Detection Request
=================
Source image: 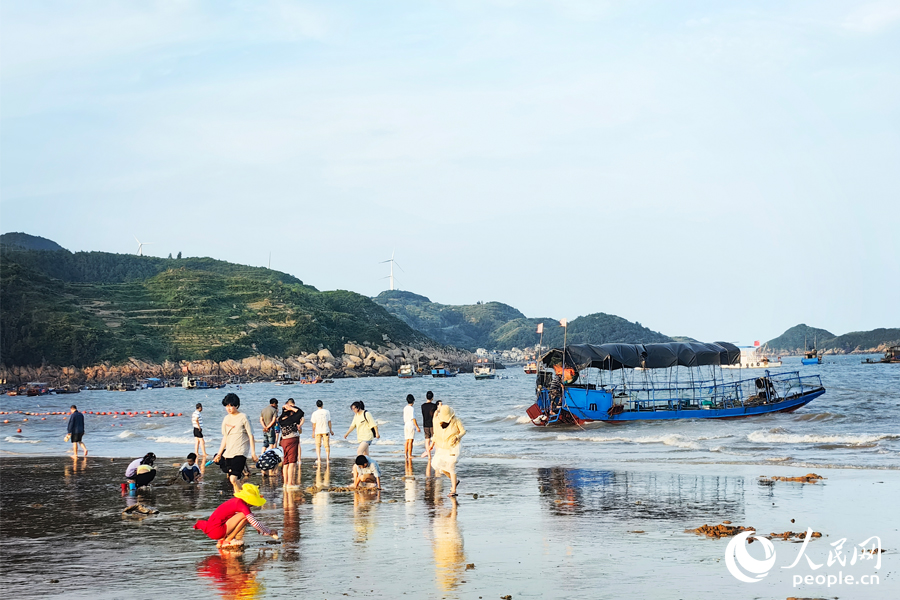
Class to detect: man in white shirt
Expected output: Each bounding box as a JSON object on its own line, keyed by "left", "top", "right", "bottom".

{"left": 403, "top": 394, "right": 421, "bottom": 460}
{"left": 310, "top": 400, "right": 334, "bottom": 465}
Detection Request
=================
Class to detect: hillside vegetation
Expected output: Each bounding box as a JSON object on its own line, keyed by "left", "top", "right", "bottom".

{"left": 1, "top": 246, "right": 430, "bottom": 367}
{"left": 373, "top": 291, "right": 672, "bottom": 350}
{"left": 766, "top": 324, "right": 900, "bottom": 353}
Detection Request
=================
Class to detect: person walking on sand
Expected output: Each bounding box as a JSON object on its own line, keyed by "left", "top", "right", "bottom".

{"left": 311, "top": 400, "right": 334, "bottom": 465}
{"left": 260, "top": 398, "right": 279, "bottom": 452}
{"left": 432, "top": 405, "right": 466, "bottom": 497}
{"left": 420, "top": 391, "right": 437, "bottom": 459}
{"left": 278, "top": 398, "right": 304, "bottom": 488}
{"left": 193, "top": 483, "right": 277, "bottom": 549}
{"left": 66, "top": 405, "right": 87, "bottom": 457}
{"left": 403, "top": 394, "right": 421, "bottom": 461}
{"left": 192, "top": 403, "right": 207, "bottom": 458}
{"left": 213, "top": 393, "right": 258, "bottom": 493}
{"left": 344, "top": 401, "right": 379, "bottom": 456}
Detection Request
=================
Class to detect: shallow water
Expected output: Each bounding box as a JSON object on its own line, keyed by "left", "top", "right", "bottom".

{"left": 0, "top": 457, "right": 895, "bottom": 599}
{"left": 2, "top": 355, "right": 899, "bottom": 470}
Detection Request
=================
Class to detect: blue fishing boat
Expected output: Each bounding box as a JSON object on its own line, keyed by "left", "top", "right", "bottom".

{"left": 525, "top": 341, "right": 825, "bottom": 426}
{"left": 431, "top": 367, "right": 457, "bottom": 378}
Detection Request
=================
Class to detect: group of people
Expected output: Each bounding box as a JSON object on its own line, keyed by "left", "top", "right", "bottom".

{"left": 108, "top": 389, "right": 468, "bottom": 550}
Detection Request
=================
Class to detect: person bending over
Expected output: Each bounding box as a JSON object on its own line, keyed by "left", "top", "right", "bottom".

{"left": 126, "top": 452, "right": 157, "bottom": 487}
{"left": 193, "top": 483, "right": 277, "bottom": 549}
{"left": 352, "top": 455, "right": 382, "bottom": 489}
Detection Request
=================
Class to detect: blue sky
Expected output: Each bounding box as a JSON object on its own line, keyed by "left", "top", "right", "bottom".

{"left": 1, "top": 1, "right": 898, "bottom": 343}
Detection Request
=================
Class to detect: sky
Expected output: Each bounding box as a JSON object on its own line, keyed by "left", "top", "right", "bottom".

{"left": 1, "top": 0, "right": 898, "bottom": 344}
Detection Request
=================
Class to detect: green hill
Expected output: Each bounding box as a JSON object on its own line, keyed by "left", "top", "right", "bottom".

{"left": 765, "top": 324, "right": 900, "bottom": 353}
{"left": 1, "top": 244, "right": 432, "bottom": 367}
{"left": 373, "top": 291, "right": 672, "bottom": 350}
{"left": 0, "top": 232, "right": 66, "bottom": 252}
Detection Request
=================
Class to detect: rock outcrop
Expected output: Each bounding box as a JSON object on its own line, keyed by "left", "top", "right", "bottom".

{"left": 0, "top": 342, "right": 478, "bottom": 385}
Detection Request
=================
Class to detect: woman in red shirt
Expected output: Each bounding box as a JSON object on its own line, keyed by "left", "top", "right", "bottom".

{"left": 194, "top": 483, "right": 277, "bottom": 548}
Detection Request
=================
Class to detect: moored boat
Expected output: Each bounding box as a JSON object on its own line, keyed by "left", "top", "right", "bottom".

{"left": 862, "top": 346, "right": 900, "bottom": 364}
{"left": 473, "top": 359, "right": 496, "bottom": 380}
{"left": 398, "top": 364, "right": 416, "bottom": 379}
{"left": 721, "top": 345, "right": 783, "bottom": 369}
{"left": 523, "top": 361, "right": 538, "bottom": 374}
{"left": 431, "top": 367, "right": 457, "bottom": 378}
{"left": 526, "top": 341, "right": 825, "bottom": 425}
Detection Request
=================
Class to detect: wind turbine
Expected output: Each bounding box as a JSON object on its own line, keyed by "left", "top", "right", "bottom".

{"left": 134, "top": 236, "right": 152, "bottom": 256}
{"left": 380, "top": 250, "right": 404, "bottom": 291}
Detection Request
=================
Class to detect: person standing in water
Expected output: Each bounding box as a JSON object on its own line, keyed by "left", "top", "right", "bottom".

{"left": 310, "top": 400, "right": 334, "bottom": 465}
{"left": 278, "top": 398, "right": 304, "bottom": 488}
{"left": 420, "top": 391, "right": 437, "bottom": 459}
{"left": 213, "top": 393, "right": 258, "bottom": 493}
{"left": 344, "top": 401, "right": 379, "bottom": 456}
{"left": 192, "top": 403, "right": 207, "bottom": 458}
{"left": 432, "top": 405, "right": 466, "bottom": 497}
{"left": 66, "top": 405, "right": 87, "bottom": 457}
{"left": 403, "top": 394, "right": 421, "bottom": 461}
{"left": 260, "top": 398, "right": 279, "bottom": 452}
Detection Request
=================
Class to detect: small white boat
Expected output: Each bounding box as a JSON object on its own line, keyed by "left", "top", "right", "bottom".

{"left": 473, "top": 360, "right": 496, "bottom": 380}
{"left": 721, "top": 346, "right": 782, "bottom": 370}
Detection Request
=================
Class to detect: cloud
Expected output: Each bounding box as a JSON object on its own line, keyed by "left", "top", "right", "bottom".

{"left": 842, "top": 1, "right": 900, "bottom": 33}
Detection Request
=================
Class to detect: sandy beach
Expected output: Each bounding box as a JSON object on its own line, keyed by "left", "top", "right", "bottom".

{"left": 0, "top": 455, "right": 895, "bottom": 599}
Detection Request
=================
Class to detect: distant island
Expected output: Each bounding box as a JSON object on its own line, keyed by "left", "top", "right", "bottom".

{"left": 1, "top": 232, "right": 897, "bottom": 385}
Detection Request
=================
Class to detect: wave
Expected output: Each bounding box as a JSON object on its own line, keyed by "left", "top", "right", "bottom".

{"left": 3, "top": 436, "right": 40, "bottom": 444}
{"left": 555, "top": 433, "right": 704, "bottom": 450}
{"left": 116, "top": 430, "right": 137, "bottom": 439}
{"left": 146, "top": 436, "right": 195, "bottom": 444}
{"left": 515, "top": 416, "right": 533, "bottom": 424}
{"left": 747, "top": 431, "right": 900, "bottom": 445}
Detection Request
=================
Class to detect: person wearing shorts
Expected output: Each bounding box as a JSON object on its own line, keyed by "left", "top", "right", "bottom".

{"left": 278, "top": 398, "right": 304, "bottom": 488}
{"left": 310, "top": 400, "right": 334, "bottom": 465}
{"left": 192, "top": 403, "right": 207, "bottom": 457}
{"left": 260, "top": 398, "right": 279, "bottom": 451}
{"left": 214, "top": 393, "right": 257, "bottom": 492}
{"left": 420, "top": 391, "right": 437, "bottom": 459}
{"left": 403, "top": 394, "right": 421, "bottom": 460}
{"left": 66, "top": 405, "right": 87, "bottom": 457}
{"left": 344, "top": 401, "right": 379, "bottom": 456}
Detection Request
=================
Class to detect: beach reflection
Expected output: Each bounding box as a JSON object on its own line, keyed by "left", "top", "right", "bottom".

{"left": 281, "top": 488, "right": 304, "bottom": 561}
{"left": 537, "top": 467, "right": 745, "bottom": 522}
{"left": 197, "top": 552, "right": 271, "bottom": 600}
{"left": 311, "top": 464, "right": 331, "bottom": 521}
{"left": 353, "top": 488, "right": 378, "bottom": 544}
{"left": 432, "top": 496, "right": 465, "bottom": 593}
{"left": 405, "top": 461, "right": 417, "bottom": 515}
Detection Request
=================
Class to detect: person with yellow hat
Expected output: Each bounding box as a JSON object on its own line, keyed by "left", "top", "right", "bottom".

{"left": 193, "top": 483, "right": 277, "bottom": 548}
{"left": 431, "top": 404, "right": 466, "bottom": 497}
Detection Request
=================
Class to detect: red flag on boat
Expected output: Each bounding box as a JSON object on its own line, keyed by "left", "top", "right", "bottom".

{"left": 559, "top": 318, "right": 567, "bottom": 328}
{"left": 754, "top": 340, "right": 760, "bottom": 346}
{"left": 536, "top": 323, "right": 543, "bottom": 334}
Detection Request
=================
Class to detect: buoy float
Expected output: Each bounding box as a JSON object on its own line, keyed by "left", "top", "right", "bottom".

{"left": 16, "top": 428, "right": 22, "bottom": 433}
{"left": 23, "top": 418, "right": 28, "bottom": 422}
{"left": 42, "top": 418, "right": 46, "bottom": 420}
{"left": 3, "top": 420, "right": 8, "bottom": 423}
{"left": 178, "top": 413, "right": 183, "bottom": 416}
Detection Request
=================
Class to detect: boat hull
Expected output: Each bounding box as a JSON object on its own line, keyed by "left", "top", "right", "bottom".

{"left": 529, "top": 370, "right": 825, "bottom": 425}
{"left": 801, "top": 358, "right": 821, "bottom": 365}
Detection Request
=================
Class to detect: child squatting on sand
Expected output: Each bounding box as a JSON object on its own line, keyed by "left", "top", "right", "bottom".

{"left": 193, "top": 483, "right": 278, "bottom": 549}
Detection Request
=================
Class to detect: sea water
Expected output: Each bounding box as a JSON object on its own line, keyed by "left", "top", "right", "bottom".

{"left": 2, "top": 355, "right": 898, "bottom": 469}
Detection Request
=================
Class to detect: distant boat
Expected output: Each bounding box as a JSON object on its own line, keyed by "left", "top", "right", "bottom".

{"left": 526, "top": 341, "right": 825, "bottom": 425}
{"left": 801, "top": 335, "right": 823, "bottom": 365}
{"left": 523, "top": 361, "right": 538, "bottom": 374}
{"left": 862, "top": 346, "right": 900, "bottom": 364}
{"left": 25, "top": 382, "right": 50, "bottom": 396}
{"left": 53, "top": 384, "right": 81, "bottom": 394}
{"left": 182, "top": 376, "right": 214, "bottom": 390}
{"left": 721, "top": 345, "right": 783, "bottom": 370}
{"left": 473, "top": 359, "right": 496, "bottom": 380}
{"left": 398, "top": 364, "right": 416, "bottom": 379}
{"left": 431, "top": 367, "right": 457, "bottom": 378}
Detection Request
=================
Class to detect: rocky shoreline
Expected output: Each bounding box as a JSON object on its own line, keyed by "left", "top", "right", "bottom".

{"left": 0, "top": 342, "right": 477, "bottom": 386}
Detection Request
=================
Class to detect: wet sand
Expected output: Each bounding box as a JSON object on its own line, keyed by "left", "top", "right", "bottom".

{"left": 0, "top": 456, "right": 896, "bottom": 599}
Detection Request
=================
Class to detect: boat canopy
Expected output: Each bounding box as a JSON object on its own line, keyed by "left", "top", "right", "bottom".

{"left": 540, "top": 341, "right": 741, "bottom": 371}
